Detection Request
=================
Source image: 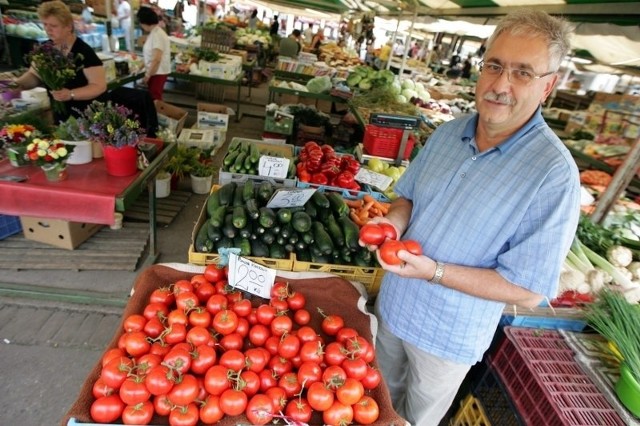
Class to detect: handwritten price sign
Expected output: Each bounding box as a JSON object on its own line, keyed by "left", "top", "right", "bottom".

{"left": 259, "top": 156, "right": 290, "bottom": 179}
{"left": 355, "top": 168, "right": 393, "bottom": 191}
{"left": 266, "top": 188, "right": 315, "bottom": 208}
{"left": 228, "top": 253, "right": 275, "bottom": 299}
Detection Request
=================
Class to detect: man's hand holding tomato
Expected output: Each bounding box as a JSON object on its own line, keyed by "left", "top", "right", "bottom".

{"left": 376, "top": 242, "right": 438, "bottom": 281}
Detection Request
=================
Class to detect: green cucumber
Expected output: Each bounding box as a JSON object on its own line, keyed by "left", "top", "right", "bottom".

{"left": 222, "top": 213, "right": 237, "bottom": 239}
{"left": 242, "top": 180, "right": 255, "bottom": 202}
{"left": 259, "top": 207, "right": 277, "bottom": 228}
{"left": 326, "top": 192, "right": 349, "bottom": 217}
{"left": 326, "top": 214, "right": 345, "bottom": 247}
{"left": 209, "top": 205, "right": 228, "bottom": 228}
{"left": 206, "top": 190, "right": 221, "bottom": 217}
{"left": 207, "top": 223, "right": 223, "bottom": 242}
{"left": 233, "top": 237, "right": 251, "bottom": 256}
{"left": 291, "top": 211, "right": 312, "bottom": 233}
{"left": 245, "top": 198, "right": 260, "bottom": 220}
{"left": 276, "top": 208, "right": 292, "bottom": 224}
{"left": 223, "top": 149, "right": 240, "bottom": 168}
{"left": 195, "top": 222, "right": 214, "bottom": 253}
{"left": 338, "top": 216, "right": 361, "bottom": 251}
{"left": 250, "top": 239, "right": 269, "bottom": 257}
{"left": 313, "top": 221, "right": 334, "bottom": 255}
{"left": 311, "top": 191, "right": 330, "bottom": 209}
{"left": 249, "top": 142, "right": 260, "bottom": 164}
{"left": 257, "top": 181, "right": 275, "bottom": 203}
{"left": 232, "top": 205, "right": 247, "bottom": 229}
{"left": 217, "top": 182, "right": 236, "bottom": 206}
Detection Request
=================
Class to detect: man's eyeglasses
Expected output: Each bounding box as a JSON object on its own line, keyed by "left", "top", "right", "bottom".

{"left": 479, "top": 61, "right": 556, "bottom": 85}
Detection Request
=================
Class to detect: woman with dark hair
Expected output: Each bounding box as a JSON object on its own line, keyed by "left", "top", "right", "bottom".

{"left": 14, "top": 0, "right": 107, "bottom": 123}
{"left": 137, "top": 7, "right": 171, "bottom": 100}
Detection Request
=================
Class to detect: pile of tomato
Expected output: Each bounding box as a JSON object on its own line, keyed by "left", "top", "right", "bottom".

{"left": 90, "top": 265, "right": 382, "bottom": 425}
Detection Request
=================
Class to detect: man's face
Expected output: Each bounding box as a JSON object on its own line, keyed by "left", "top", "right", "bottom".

{"left": 475, "top": 32, "right": 558, "bottom": 134}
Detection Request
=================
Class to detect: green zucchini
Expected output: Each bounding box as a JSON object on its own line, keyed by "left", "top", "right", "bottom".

{"left": 245, "top": 198, "right": 260, "bottom": 220}
{"left": 301, "top": 231, "right": 314, "bottom": 245}
{"left": 215, "top": 236, "right": 233, "bottom": 251}
{"left": 232, "top": 205, "right": 247, "bottom": 229}
{"left": 291, "top": 211, "right": 312, "bottom": 233}
{"left": 209, "top": 205, "right": 228, "bottom": 228}
{"left": 326, "top": 214, "right": 345, "bottom": 247}
{"left": 238, "top": 226, "right": 251, "bottom": 239}
{"left": 280, "top": 223, "right": 293, "bottom": 239}
{"left": 304, "top": 201, "right": 317, "bottom": 219}
{"left": 338, "top": 216, "right": 360, "bottom": 251}
{"left": 217, "top": 182, "right": 236, "bottom": 206}
{"left": 223, "top": 149, "right": 240, "bottom": 168}
{"left": 269, "top": 243, "right": 286, "bottom": 259}
{"left": 222, "top": 213, "right": 237, "bottom": 239}
{"left": 207, "top": 223, "right": 223, "bottom": 242}
{"left": 259, "top": 207, "right": 277, "bottom": 228}
{"left": 313, "top": 221, "right": 334, "bottom": 255}
{"left": 261, "top": 231, "right": 276, "bottom": 245}
{"left": 326, "top": 192, "right": 349, "bottom": 217}
{"left": 232, "top": 182, "right": 244, "bottom": 207}
{"left": 195, "top": 222, "right": 214, "bottom": 253}
{"left": 250, "top": 239, "right": 270, "bottom": 257}
{"left": 242, "top": 180, "right": 255, "bottom": 202}
{"left": 276, "top": 208, "right": 292, "bottom": 224}
{"left": 311, "top": 191, "right": 330, "bottom": 209}
{"left": 233, "top": 237, "right": 251, "bottom": 256}
{"left": 206, "top": 190, "right": 221, "bottom": 217}
{"left": 233, "top": 151, "right": 247, "bottom": 172}
{"left": 257, "top": 181, "right": 274, "bottom": 203}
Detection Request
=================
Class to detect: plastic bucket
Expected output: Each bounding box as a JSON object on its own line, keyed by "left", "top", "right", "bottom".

{"left": 103, "top": 145, "right": 138, "bottom": 177}
{"left": 63, "top": 140, "right": 92, "bottom": 165}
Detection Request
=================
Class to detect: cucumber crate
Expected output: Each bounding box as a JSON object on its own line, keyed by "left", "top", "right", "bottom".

{"left": 219, "top": 138, "right": 296, "bottom": 187}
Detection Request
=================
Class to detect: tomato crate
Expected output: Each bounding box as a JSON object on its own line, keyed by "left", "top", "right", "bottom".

{"left": 450, "top": 394, "right": 492, "bottom": 426}
{"left": 291, "top": 253, "right": 384, "bottom": 297}
{"left": 0, "top": 214, "right": 22, "bottom": 240}
{"left": 363, "top": 124, "right": 415, "bottom": 160}
{"left": 489, "top": 327, "right": 626, "bottom": 426}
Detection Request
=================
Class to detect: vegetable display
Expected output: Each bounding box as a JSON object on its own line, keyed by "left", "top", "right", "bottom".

{"left": 195, "top": 181, "right": 378, "bottom": 267}
{"left": 221, "top": 139, "right": 295, "bottom": 178}
{"left": 296, "top": 142, "right": 361, "bottom": 191}
{"left": 89, "top": 271, "right": 383, "bottom": 425}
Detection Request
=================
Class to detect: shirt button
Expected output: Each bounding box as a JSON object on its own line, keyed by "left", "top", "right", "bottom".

{"left": 460, "top": 173, "right": 466, "bottom": 178}
{"left": 472, "top": 156, "right": 476, "bottom": 160}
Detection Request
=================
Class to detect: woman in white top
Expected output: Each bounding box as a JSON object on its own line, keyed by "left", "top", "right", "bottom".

{"left": 137, "top": 6, "right": 170, "bottom": 100}
{"left": 116, "top": 0, "right": 132, "bottom": 52}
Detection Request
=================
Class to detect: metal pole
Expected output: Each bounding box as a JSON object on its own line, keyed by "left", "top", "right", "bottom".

{"left": 590, "top": 136, "right": 640, "bottom": 224}
{"left": 399, "top": 9, "right": 417, "bottom": 77}
{"left": 386, "top": 17, "right": 401, "bottom": 71}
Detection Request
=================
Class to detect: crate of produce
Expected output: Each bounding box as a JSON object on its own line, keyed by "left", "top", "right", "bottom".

{"left": 264, "top": 111, "right": 294, "bottom": 135}
{"left": 450, "top": 394, "right": 491, "bottom": 426}
{"left": 489, "top": 327, "right": 626, "bottom": 426}
{"left": 189, "top": 184, "right": 295, "bottom": 271}
{"left": 363, "top": 124, "right": 415, "bottom": 160}
{"left": 472, "top": 363, "right": 522, "bottom": 426}
{"left": 219, "top": 138, "right": 296, "bottom": 186}
{"left": 500, "top": 314, "right": 587, "bottom": 332}
{"left": 0, "top": 214, "right": 22, "bottom": 240}
{"left": 292, "top": 253, "right": 384, "bottom": 297}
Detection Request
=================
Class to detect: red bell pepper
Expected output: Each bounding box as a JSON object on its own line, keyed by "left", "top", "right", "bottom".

{"left": 334, "top": 171, "right": 356, "bottom": 189}
{"left": 311, "top": 173, "right": 329, "bottom": 185}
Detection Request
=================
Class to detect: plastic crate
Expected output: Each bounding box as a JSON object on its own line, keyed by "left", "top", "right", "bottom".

{"left": 489, "top": 327, "right": 626, "bottom": 426}
{"left": 264, "top": 113, "right": 294, "bottom": 135}
{"left": 451, "top": 394, "right": 492, "bottom": 426}
{"left": 363, "top": 124, "right": 415, "bottom": 160}
{"left": 500, "top": 314, "right": 587, "bottom": 332}
{"left": 295, "top": 180, "right": 371, "bottom": 201}
{"left": 188, "top": 243, "right": 295, "bottom": 271}
{"left": 0, "top": 214, "right": 22, "bottom": 240}
{"left": 218, "top": 170, "right": 296, "bottom": 187}
{"left": 292, "top": 253, "right": 384, "bottom": 297}
{"left": 472, "top": 363, "right": 522, "bottom": 426}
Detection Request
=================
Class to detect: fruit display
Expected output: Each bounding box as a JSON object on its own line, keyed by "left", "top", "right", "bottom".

{"left": 361, "top": 158, "right": 407, "bottom": 201}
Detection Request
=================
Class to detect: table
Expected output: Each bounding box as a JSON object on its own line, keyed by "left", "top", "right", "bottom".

{"left": 242, "top": 59, "right": 257, "bottom": 99}
{"left": 107, "top": 71, "right": 145, "bottom": 91}
{"left": 0, "top": 142, "right": 176, "bottom": 264}
{"left": 168, "top": 72, "right": 242, "bottom": 122}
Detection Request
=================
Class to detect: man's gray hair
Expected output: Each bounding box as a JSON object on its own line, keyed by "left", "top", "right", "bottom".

{"left": 485, "top": 10, "right": 574, "bottom": 72}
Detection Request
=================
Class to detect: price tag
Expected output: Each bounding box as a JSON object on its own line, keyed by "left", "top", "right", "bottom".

{"left": 228, "top": 253, "right": 275, "bottom": 299}
{"left": 259, "top": 156, "right": 290, "bottom": 179}
{"left": 266, "top": 188, "right": 315, "bottom": 208}
{"left": 355, "top": 168, "right": 393, "bottom": 191}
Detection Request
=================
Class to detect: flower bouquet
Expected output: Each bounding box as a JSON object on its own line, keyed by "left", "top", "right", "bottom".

{"left": 26, "top": 137, "right": 75, "bottom": 181}
{"left": 0, "top": 123, "right": 38, "bottom": 166}
{"left": 26, "top": 41, "right": 84, "bottom": 115}
{"left": 77, "top": 101, "right": 145, "bottom": 148}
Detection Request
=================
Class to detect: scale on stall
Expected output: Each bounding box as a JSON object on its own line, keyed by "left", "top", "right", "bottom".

{"left": 369, "top": 113, "right": 420, "bottom": 165}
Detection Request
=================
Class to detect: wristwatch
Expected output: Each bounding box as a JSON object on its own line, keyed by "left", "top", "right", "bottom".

{"left": 70, "top": 91, "right": 75, "bottom": 100}
{"left": 431, "top": 262, "right": 445, "bottom": 284}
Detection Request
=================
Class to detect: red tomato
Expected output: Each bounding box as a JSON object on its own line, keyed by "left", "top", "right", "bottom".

{"left": 249, "top": 324, "right": 271, "bottom": 347}
{"left": 145, "top": 365, "right": 175, "bottom": 396}
{"left": 219, "top": 332, "right": 244, "bottom": 351}
{"left": 335, "top": 377, "right": 364, "bottom": 405}
{"left": 379, "top": 239, "right": 406, "bottom": 265}
{"left": 270, "top": 297, "right": 289, "bottom": 313}
{"left": 345, "top": 335, "right": 371, "bottom": 360}
{"left": 270, "top": 281, "right": 289, "bottom": 299}
{"left": 268, "top": 356, "right": 293, "bottom": 377}
{"left": 240, "top": 370, "right": 261, "bottom": 397}
{"left": 168, "top": 374, "right": 199, "bottom": 406}
{"left": 164, "top": 322, "right": 187, "bottom": 345}
{"left": 153, "top": 394, "right": 173, "bottom": 416}
{"left": 324, "top": 342, "right": 347, "bottom": 366}
{"left": 101, "top": 348, "right": 125, "bottom": 367}
{"left": 259, "top": 369, "right": 279, "bottom": 393}
{"left": 204, "top": 264, "right": 226, "bottom": 283}
{"left": 270, "top": 315, "right": 293, "bottom": 337}
{"left": 322, "top": 365, "right": 348, "bottom": 389}
{"left": 335, "top": 327, "right": 359, "bottom": 344}
{"left": 204, "top": 365, "right": 231, "bottom": 396}
{"left": 285, "top": 397, "right": 313, "bottom": 423}
{"left": 246, "top": 393, "right": 275, "bottom": 425}
{"left": 323, "top": 400, "right": 354, "bottom": 426}
{"left": 142, "top": 302, "right": 169, "bottom": 321}
{"left": 278, "top": 371, "right": 302, "bottom": 398}
{"left": 172, "top": 279, "right": 194, "bottom": 295}
{"left": 123, "top": 314, "right": 147, "bottom": 333}
{"left": 163, "top": 347, "right": 191, "bottom": 375}
{"left": 278, "top": 334, "right": 301, "bottom": 359}
{"left": 199, "top": 395, "right": 224, "bottom": 424}
{"left": 176, "top": 291, "right": 200, "bottom": 311}
{"left": 168, "top": 402, "right": 199, "bottom": 426}
{"left": 194, "top": 281, "right": 216, "bottom": 304}
{"left": 299, "top": 340, "right": 324, "bottom": 364}
{"left": 403, "top": 239, "right": 423, "bottom": 255}
{"left": 186, "top": 326, "right": 213, "bottom": 347}
{"left": 120, "top": 376, "right": 151, "bottom": 405}
{"left": 321, "top": 314, "right": 345, "bottom": 336}
{"left": 235, "top": 317, "right": 250, "bottom": 337}
{"left": 245, "top": 347, "right": 268, "bottom": 373}
{"left": 307, "top": 381, "right": 335, "bottom": 411}
{"left": 188, "top": 308, "right": 211, "bottom": 328}
{"left": 297, "top": 361, "right": 323, "bottom": 388}
{"left": 361, "top": 365, "right": 382, "bottom": 390}
{"left": 90, "top": 395, "right": 125, "bottom": 423}
{"left": 265, "top": 386, "right": 287, "bottom": 411}
{"left": 219, "top": 349, "right": 245, "bottom": 372}
{"left": 212, "top": 309, "right": 239, "bottom": 335}
{"left": 353, "top": 396, "right": 380, "bottom": 425}
{"left": 191, "top": 344, "right": 217, "bottom": 375}
{"left": 190, "top": 273, "right": 209, "bottom": 287}
{"left": 149, "top": 287, "right": 175, "bottom": 306}
{"left": 232, "top": 298, "right": 252, "bottom": 317}
{"left": 143, "top": 317, "right": 164, "bottom": 339}
{"left": 342, "top": 357, "right": 368, "bottom": 380}
{"left": 121, "top": 400, "right": 154, "bottom": 425}
{"left": 167, "top": 309, "right": 188, "bottom": 327}
{"left": 101, "top": 356, "right": 134, "bottom": 389}
{"left": 359, "top": 223, "right": 386, "bottom": 246}
{"left": 206, "top": 294, "right": 228, "bottom": 315}
{"left": 293, "top": 308, "right": 311, "bottom": 325}
{"left": 219, "top": 388, "right": 248, "bottom": 416}
{"left": 149, "top": 341, "right": 171, "bottom": 357}
{"left": 287, "top": 291, "right": 306, "bottom": 311}
{"left": 256, "top": 304, "right": 277, "bottom": 325}
{"left": 379, "top": 222, "right": 398, "bottom": 240}
{"left": 92, "top": 377, "right": 115, "bottom": 399}
{"left": 297, "top": 325, "right": 319, "bottom": 344}
{"left": 136, "top": 353, "right": 161, "bottom": 375}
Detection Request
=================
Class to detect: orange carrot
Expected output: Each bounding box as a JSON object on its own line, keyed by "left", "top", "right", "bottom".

{"left": 350, "top": 211, "right": 367, "bottom": 226}
{"left": 345, "top": 199, "right": 364, "bottom": 209}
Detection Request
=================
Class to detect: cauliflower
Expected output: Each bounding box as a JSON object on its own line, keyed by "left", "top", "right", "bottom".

{"left": 586, "top": 269, "right": 611, "bottom": 293}
{"left": 627, "top": 261, "right": 640, "bottom": 280}
{"left": 606, "top": 245, "right": 633, "bottom": 268}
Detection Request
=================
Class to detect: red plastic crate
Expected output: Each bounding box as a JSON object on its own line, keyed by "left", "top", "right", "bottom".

{"left": 363, "top": 124, "right": 415, "bottom": 160}
{"left": 489, "top": 327, "right": 625, "bottom": 425}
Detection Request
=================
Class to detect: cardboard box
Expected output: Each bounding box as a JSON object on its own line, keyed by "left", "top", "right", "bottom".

{"left": 155, "top": 100, "right": 188, "bottom": 135}
{"left": 178, "top": 127, "right": 224, "bottom": 150}
{"left": 227, "top": 49, "right": 248, "bottom": 62}
{"left": 19, "top": 217, "right": 103, "bottom": 250}
{"left": 197, "top": 103, "right": 229, "bottom": 130}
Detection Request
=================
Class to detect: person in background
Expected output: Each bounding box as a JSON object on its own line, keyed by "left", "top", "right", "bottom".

{"left": 461, "top": 55, "right": 473, "bottom": 79}
{"left": 269, "top": 15, "right": 279, "bottom": 37}
{"left": 279, "top": 29, "right": 302, "bottom": 58}
{"left": 375, "top": 40, "right": 392, "bottom": 70}
{"left": 14, "top": 0, "right": 107, "bottom": 123}
{"left": 309, "top": 27, "right": 324, "bottom": 54}
{"left": 364, "top": 10, "right": 580, "bottom": 426}
{"left": 116, "top": 0, "right": 132, "bottom": 52}
{"left": 137, "top": 6, "right": 170, "bottom": 101}
{"left": 248, "top": 9, "right": 258, "bottom": 31}
{"left": 303, "top": 23, "right": 314, "bottom": 46}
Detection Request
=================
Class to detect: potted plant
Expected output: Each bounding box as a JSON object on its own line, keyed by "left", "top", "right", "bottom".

{"left": 155, "top": 169, "right": 172, "bottom": 198}
{"left": 583, "top": 289, "right": 640, "bottom": 417}
{"left": 25, "top": 137, "right": 75, "bottom": 182}
{"left": 0, "top": 123, "right": 39, "bottom": 167}
{"left": 54, "top": 116, "right": 92, "bottom": 165}
{"left": 164, "top": 145, "right": 199, "bottom": 186}
{"left": 189, "top": 160, "right": 216, "bottom": 194}
{"left": 76, "top": 101, "right": 145, "bottom": 176}
{"left": 288, "top": 104, "right": 331, "bottom": 135}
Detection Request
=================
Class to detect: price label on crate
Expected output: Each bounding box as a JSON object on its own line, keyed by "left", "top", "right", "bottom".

{"left": 355, "top": 168, "right": 393, "bottom": 191}
{"left": 267, "top": 188, "right": 315, "bottom": 208}
{"left": 228, "top": 253, "right": 275, "bottom": 299}
{"left": 259, "top": 156, "right": 290, "bottom": 179}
